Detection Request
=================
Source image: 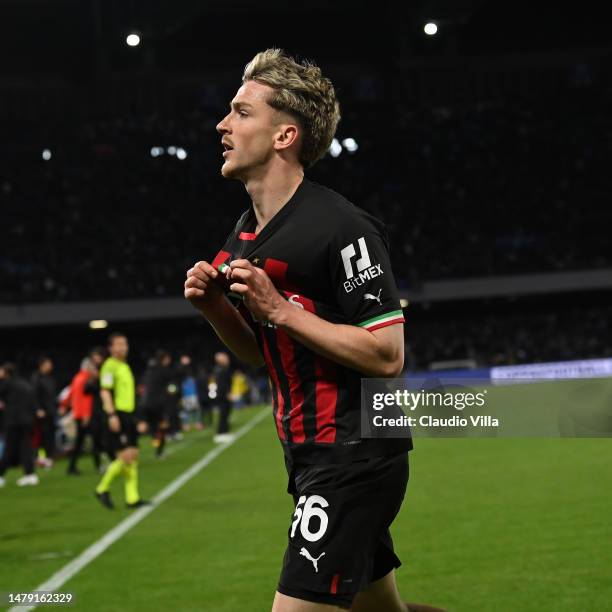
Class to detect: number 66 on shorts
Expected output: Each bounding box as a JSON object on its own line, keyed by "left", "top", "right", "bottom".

{"left": 290, "top": 495, "right": 329, "bottom": 542}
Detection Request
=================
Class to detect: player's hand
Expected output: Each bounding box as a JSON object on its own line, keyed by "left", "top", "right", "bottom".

{"left": 108, "top": 414, "right": 121, "bottom": 432}
{"left": 136, "top": 420, "right": 148, "bottom": 434}
{"left": 227, "top": 259, "right": 287, "bottom": 323}
{"left": 36, "top": 409, "right": 46, "bottom": 418}
{"left": 184, "top": 260, "right": 225, "bottom": 312}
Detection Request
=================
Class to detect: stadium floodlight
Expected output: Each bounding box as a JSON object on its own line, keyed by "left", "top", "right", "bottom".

{"left": 329, "top": 138, "right": 342, "bottom": 158}
{"left": 341, "top": 138, "right": 358, "bottom": 153}
{"left": 126, "top": 33, "right": 141, "bottom": 47}
{"left": 167, "top": 146, "right": 177, "bottom": 156}
{"left": 424, "top": 22, "right": 438, "bottom": 35}
{"left": 150, "top": 146, "right": 164, "bottom": 158}
{"left": 176, "top": 147, "right": 188, "bottom": 160}
{"left": 89, "top": 320, "right": 108, "bottom": 329}
{"left": 42, "top": 148, "right": 52, "bottom": 161}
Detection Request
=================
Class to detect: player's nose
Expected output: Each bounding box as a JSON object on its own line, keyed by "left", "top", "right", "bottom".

{"left": 216, "top": 114, "right": 231, "bottom": 134}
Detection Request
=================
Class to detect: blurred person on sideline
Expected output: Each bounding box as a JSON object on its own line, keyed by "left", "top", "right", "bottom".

{"left": 211, "top": 351, "right": 233, "bottom": 443}
{"left": 178, "top": 354, "right": 203, "bottom": 431}
{"left": 141, "top": 349, "right": 174, "bottom": 458}
{"left": 230, "top": 368, "right": 250, "bottom": 409}
{"left": 31, "top": 356, "right": 57, "bottom": 468}
{"left": 0, "top": 363, "right": 39, "bottom": 487}
{"left": 85, "top": 346, "right": 113, "bottom": 469}
{"left": 63, "top": 356, "right": 102, "bottom": 475}
{"left": 196, "top": 364, "right": 213, "bottom": 428}
{"left": 94, "top": 333, "right": 149, "bottom": 509}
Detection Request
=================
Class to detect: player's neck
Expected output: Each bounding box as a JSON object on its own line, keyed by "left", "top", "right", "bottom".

{"left": 244, "top": 165, "right": 304, "bottom": 233}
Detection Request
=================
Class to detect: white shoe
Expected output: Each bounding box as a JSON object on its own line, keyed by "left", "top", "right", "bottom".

{"left": 17, "top": 474, "right": 39, "bottom": 487}
{"left": 213, "top": 433, "right": 235, "bottom": 444}
{"left": 0, "top": 476, "right": 5, "bottom": 488}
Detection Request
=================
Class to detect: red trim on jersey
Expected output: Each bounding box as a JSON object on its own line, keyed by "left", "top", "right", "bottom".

{"left": 280, "top": 292, "right": 315, "bottom": 314}
{"left": 275, "top": 328, "right": 306, "bottom": 443}
{"left": 259, "top": 329, "right": 286, "bottom": 440}
{"left": 330, "top": 574, "right": 340, "bottom": 595}
{"left": 314, "top": 357, "right": 338, "bottom": 443}
{"left": 264, "top": 258, "right": 288, "bottom": 283}
{"left": 366, "top": 317, "right": 405, "bottom": 333}
{"left": 264, "top": 258, "right": 301, "bottom": 293}
{"left": 211, "top": 250, "right": 231, "bottom": 269}
{"left": 238, "top": 231, "right": 257, "bottom": 241}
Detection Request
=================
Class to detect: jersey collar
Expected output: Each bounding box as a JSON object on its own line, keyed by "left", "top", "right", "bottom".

{"left": 238, "top": 177, "right": 310, "bottom": 259}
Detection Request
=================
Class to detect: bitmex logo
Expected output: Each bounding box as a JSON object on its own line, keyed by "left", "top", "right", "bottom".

{"left": 340, "top": 237, "right": 384, "bottom": 293}
{"left": 341, "top": 237, "right": 370, "bottom": 278}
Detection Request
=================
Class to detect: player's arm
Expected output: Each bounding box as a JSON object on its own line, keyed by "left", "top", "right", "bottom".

{"left": 100, "top": 388, "right": 116, "bottom": 416}
{"left": 100, "top": 371, "right": 122, "bottom": 432}
{"left": 227, "top": 260, "right": 403, "bottom": 378}
{"left": 184, "top": 261, "right": 264, "bottom": 367}
{"left": 273, "top": 305, "right": 403, "bottom": 377}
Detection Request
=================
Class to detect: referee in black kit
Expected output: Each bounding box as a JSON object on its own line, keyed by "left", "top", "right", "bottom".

{"left": 185, "top": 49, "right": 444, "bottom": 612}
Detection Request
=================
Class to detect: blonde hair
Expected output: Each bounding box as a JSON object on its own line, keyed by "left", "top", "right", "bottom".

{"left": 242, "top": 48, "right": 341, "bottom": 169}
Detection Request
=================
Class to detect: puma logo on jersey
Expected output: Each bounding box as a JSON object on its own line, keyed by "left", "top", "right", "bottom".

{"left": 299, "top": 547, "right": 326, "bottom": 573}
{"left": 364, "top": 289, "right": 382, "bottom": 305}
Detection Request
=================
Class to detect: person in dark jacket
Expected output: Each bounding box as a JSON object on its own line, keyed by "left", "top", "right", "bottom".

{"left": 141, "top": 350, "right": 174, "bottom": 457}
{"left": 0, "top": 363, "right": 39, "bottom": 487}
{"left": 86, "top": 347, "right": 113, "bottom": 467}
{"left": 31, "top": 356, "right": 57, "bottom": 468}
{"left": 212, "top": 352, "right": 233, "bottom": 443}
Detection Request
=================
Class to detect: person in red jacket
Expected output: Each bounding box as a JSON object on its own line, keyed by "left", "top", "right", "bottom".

{"left": 65, "top": 357, "right": 102, "bottom": 475}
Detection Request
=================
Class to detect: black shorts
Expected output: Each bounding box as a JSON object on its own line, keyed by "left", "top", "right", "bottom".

{"left": 109, "top": 411, "right": 139, "bottom": 451}
{"left": 278, "top": 452, "right": 409, "bottom": 609}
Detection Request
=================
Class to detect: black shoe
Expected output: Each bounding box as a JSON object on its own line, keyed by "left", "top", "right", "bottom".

{"left": 126, "top": 499, "right": 152, "bottom": 509}
{"left": 95, "top": 491, "right": 114, "bottom": 509}
{"left": 67, "top": 468, "right": 81, "bottom": 476}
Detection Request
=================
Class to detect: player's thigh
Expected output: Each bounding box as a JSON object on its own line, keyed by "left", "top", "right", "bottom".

{"left": 272, "top": 591, "right": 344, "bottom": 612}
{"left": 350, "top": 570, "right": 404, "bottom": 612}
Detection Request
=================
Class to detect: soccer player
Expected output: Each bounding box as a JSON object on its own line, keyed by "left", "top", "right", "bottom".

{"left": 184, "top": 50, "right": 444, "bottom": 612}
{"left": 95, "top": 332, "right": 149, "bottom": 509}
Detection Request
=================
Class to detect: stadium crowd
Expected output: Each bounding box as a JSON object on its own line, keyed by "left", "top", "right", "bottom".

{"left": 1, "top": 60, "right": 610, "bottom": 303}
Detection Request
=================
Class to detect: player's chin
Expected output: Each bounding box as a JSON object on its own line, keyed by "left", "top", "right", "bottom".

{"left": 221, "top": 161, "right": 245, "bottom": 181}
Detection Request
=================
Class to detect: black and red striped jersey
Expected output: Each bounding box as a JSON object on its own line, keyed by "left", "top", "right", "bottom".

{"left": 212, "top": 177, "right": 412, "bottom": 464}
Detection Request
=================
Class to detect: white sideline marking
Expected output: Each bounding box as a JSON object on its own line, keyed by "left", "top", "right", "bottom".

{"left": 10, "top": 408, "right": 269, "bottom": 612}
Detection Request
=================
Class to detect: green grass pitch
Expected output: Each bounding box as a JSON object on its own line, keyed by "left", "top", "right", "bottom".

{"left": 1, "top": 380, "right": 611, "bottom": 611}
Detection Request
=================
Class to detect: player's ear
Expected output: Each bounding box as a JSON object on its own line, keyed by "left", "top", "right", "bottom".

{"left": 274, "top": 123, "right": 299, "bottom": 152}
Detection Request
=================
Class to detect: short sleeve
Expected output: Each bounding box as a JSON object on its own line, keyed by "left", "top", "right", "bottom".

{"left": 329, "top": 213, "right": 405, "bottom": 331}
{"left": 100, "top": 362, "right": 114, "bottom": 390}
